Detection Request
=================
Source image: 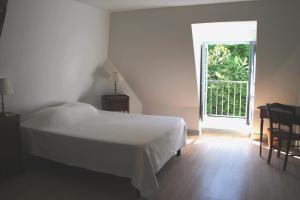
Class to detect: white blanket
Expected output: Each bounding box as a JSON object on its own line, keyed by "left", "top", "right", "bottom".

{"left": 21, "top": 102, "right": 187, "bottom": 197}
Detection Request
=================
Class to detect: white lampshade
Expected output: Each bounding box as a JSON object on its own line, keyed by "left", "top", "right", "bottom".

{"left": 109, "top": 72, "right": 122, "bottom": 82}
{"left": 0, "top": 78, "right": 14, "bottom": 95}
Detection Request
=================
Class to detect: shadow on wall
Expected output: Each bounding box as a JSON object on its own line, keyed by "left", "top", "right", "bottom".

{"left": 79, "top": 64, "right": 110, "bottom": 108}
{"left": 79, "top": 59, "right": 143, "bottom": 114}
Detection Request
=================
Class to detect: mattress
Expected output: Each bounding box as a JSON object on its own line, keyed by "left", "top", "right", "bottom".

{"left": 21, "top": 102, "right": 187, "bottom": 197}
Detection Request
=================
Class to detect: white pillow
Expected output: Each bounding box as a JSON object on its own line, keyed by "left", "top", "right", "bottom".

{"left": 22, "top": 102, "right": 98, "bottom": 129}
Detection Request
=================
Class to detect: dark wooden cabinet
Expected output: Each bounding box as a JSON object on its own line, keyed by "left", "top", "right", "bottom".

{"left": 0, "top": 113, "right": 22, "bottom": 181}
{"left": 102, "top": 95, "right": 129, "bottom": 113}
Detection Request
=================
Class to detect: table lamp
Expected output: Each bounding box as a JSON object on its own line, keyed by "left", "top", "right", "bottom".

{"left": 0, "top": 78, "right": 14, "bottom": 115}
{"left": 109, "top": 72, "right": 121, "bottom": 96}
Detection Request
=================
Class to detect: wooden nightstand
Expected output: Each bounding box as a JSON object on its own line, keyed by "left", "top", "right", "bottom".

{"left": 102, "top": 95, "right": 129, "bottom": 113}
{"left": 0, "top": 113, "right": 22, "bottom": 181}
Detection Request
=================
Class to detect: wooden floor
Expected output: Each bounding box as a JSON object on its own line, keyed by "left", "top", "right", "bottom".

{"left": 1, "top": 133, "right": 300, "bottom": 200}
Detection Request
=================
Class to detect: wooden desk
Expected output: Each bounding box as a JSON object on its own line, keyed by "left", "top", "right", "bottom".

{"left": 258, "top": 105, "right": 300, "bottom": 157}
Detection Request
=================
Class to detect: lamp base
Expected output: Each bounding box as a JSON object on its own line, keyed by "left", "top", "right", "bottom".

{"left": 0, "top": 112, "right": 8, "bottom": 117}
{"left": 114, "top": 81, "right": 117, "bottom": 96}
{"left": 1, "top": 95, "right": 4, "bottom": 114}
{"left": 0, "top": 112, "right": 13, "bottom": 117}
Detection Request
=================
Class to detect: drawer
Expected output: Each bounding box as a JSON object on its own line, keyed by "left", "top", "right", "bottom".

{"left": 102, "top": 95, "right": 129, "bottom": 112}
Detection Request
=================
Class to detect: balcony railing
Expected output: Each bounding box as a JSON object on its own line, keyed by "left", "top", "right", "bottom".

{"left": 207, "top": 80, "right": 248, "bottom": 118}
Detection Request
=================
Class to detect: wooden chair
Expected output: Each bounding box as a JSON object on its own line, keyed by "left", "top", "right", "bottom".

{"left": 266, "top": 103, "right": 300, "bottom": 170}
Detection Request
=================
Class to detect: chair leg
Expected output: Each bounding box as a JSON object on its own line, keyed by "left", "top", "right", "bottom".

{"left": 277, "top": 139, "right": 282, "bottom": 158}
{"left": 268, "top": 136, "right": 273, "bottom": 164}
{"left": 283, "top": 137, "right": 292, "bottom": 171}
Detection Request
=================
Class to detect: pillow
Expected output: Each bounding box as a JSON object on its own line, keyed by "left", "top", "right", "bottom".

{"left": 22, "top": 102, "right": 98, "bottom": 129}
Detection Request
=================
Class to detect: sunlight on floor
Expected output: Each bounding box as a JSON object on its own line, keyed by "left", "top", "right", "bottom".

{"left": 187, "top": 133, "right": 300, "bottom": 160}
{"left": 187, "top": 132, "right": 250, "bottom": 145}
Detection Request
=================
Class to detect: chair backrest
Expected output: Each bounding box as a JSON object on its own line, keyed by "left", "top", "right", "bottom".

{"left": 266, "top": 103, "right": 296, "bottom": 133}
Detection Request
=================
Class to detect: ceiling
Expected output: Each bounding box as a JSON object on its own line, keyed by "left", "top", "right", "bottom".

{"left": 76, "top": 0, "right": 255, "bottom": 12}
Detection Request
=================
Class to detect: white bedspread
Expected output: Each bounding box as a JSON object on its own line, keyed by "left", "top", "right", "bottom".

{"left": 21, "top": 102, "right": 187, "bottom": 198}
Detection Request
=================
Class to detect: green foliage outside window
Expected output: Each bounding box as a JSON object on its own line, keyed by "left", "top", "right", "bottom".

{"left": 207, "top": 44, "right": 250, "bottom": 117}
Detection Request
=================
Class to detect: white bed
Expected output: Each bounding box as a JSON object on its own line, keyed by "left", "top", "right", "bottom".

{"left": 21, "top": 102, "right": 187, "bottom": 198}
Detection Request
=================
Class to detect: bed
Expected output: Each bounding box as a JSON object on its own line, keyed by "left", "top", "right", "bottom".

{"left": 21, "top": 102, "right": 187, "bottom": 198}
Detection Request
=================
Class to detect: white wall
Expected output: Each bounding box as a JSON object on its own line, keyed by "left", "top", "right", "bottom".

{"left": 109, "top": 0, "right": 300, "bottom": 133}
{"left": 0, "top": 0, "right": 141, "bottom": 117}
{"left": 0, "top": 0, "right": 142, "bottom": 116}
{"left": 109, "top": 7, "right": 200, "bottom": 130}
{"left": 0, "top": 0, "right": 110, "bottom": 116}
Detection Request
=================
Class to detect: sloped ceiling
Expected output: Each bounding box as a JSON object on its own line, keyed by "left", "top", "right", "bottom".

{"left": 76, "top": 0, "right": 256, "bottom": 11}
